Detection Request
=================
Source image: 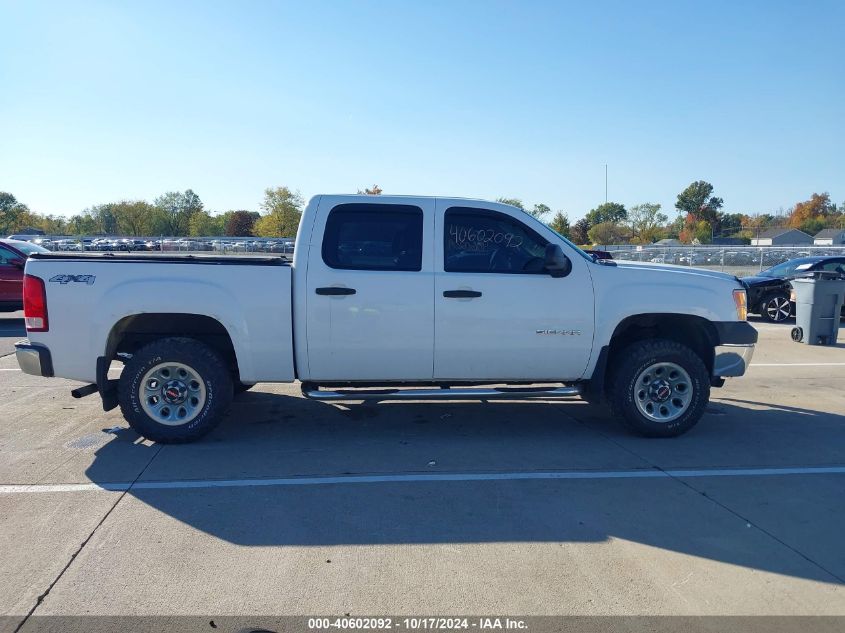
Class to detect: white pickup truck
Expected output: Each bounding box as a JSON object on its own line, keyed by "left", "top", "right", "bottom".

{"left": 15, "top": 195, "right": 756, "bottom": 443}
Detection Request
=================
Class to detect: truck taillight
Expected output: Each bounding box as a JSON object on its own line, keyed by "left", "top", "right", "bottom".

{"left": 23, "top": 275, "right": 49, "bottom": 332}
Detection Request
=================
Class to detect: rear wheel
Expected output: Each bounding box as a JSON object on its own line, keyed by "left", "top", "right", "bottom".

{"left": 118, "top": 337, "right": 233, "bottom": 443}
{"left": 609, "top": 339, "right": 710, "bottom": 437}
{"left": 761, "top": 293, "right": 792, "bottom": 322}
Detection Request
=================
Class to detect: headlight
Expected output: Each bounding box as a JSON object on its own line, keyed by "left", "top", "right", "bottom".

{"left": 733, "top": 289, "right": 748, "bottom": 321}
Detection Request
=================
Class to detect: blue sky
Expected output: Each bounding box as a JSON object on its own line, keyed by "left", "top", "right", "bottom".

{"left": 2, "top": 0, "right": 843, "bottom": 220}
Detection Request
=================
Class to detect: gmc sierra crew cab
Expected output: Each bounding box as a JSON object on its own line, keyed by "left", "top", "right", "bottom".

{"left": 14, "top": 195, "right": 757, "bottom": 443}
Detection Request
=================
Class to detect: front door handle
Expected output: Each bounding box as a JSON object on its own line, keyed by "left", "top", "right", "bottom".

{"left": 443, "top": 290, "right": 482, "bottom": 298}
{"left": 316, "top": 287, "right": 356, "bottom": 296}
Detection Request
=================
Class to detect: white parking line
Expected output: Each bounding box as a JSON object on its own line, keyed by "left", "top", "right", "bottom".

{"left": 1, "top": 466, "right": 844, "bottom": 495}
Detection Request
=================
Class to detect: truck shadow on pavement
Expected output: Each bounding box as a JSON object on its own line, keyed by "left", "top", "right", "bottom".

{"left": 84, "top": 393, "right": 845, "bottom": 584}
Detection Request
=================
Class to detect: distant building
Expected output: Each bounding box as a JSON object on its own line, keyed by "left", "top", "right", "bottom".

{"left": 17, "top": 227, "right": 45, "bottom": 236}
{"left": 813, "top": 228, "right": 845, "bottom": 246}
{"left": 712, "top": 237, "right": 747, "bottom": 246}
{"left": 750, "top": 228, "right": 813, "bottom": 246}
{"left": 655, "top": 238, "right": 682, "bottom": 246}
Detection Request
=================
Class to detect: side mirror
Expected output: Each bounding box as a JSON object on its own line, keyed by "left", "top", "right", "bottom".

{"left": 544, "top": 244, "right": 572, "bottom": 278}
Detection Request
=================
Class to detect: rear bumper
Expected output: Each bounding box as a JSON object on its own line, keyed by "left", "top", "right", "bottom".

{"left": 15, "top": 340, "right": 54, "bottom": 377}
{"left": 712, "top": 321, "right": 757, "bottom": 377}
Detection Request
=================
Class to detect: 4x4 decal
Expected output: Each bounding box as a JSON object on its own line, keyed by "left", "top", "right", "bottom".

{"left": 49, "top": 274, "right": 96, "bottom": 285}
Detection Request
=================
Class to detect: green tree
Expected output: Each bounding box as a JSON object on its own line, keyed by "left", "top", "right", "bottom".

{"left": 255, "top": 186, "right": 303, "bottom": 237}
{"left": 719, "top": 212, "right": 745, "bottom": 237}
{"left": 587, "top": 221, "right": 631, "bottom": 245}
{"left": 83, "top": 204, "right": 119, "bottom": 234}
{"left": 36, "top": 215, "right": 69, "bottom": 235}
{"left": 153, "top": 189, "right": 203, "bottom": 236}
{"left": 188, "top": 210, "right": 223, "bottom": 237}
{"left": 585, "top": 202, "right": 627, "bottom": 225}
{"left": 676, "top": 180, "right": 723, "bottom": 225}
{"left": 628, "top": 203, "right": 668, "bottom": 243}
{"left": 0, "top": 192, "right": 31, "bottom": 235}
{"left": 547, "top": 211, "right": 570, "bottom": 238}
{"left": 66, "top": 214, "right": 98, "bottom": 235}
{"left": 529, "top": 203, "right": 551, "bottom": 220}
{"left": 224, "top": 210, "right": 259, "bottom": 237}
{"left": 570, "top": 218, "right": 591, "bottom": 244}
{"left": 110, "top": 200, "right": 156, "bottom": 236}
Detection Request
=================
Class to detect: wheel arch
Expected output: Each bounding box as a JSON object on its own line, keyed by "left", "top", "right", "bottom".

{"left": 608, "top": 314, "right": 718, "bottom": 372}
{"left": 105, "top": 313, "right": 240, "bottom": 378}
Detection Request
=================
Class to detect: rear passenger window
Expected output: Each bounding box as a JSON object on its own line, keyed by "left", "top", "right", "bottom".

{"left": 444, "top": 207, "right": 549, "bottom": 274}
{"left": 322, "top": 204, "right": 424, "bottom": 271}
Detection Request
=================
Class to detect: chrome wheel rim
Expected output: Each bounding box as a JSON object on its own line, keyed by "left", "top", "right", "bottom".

{"left": 634, "top": 362, "right": 693, "bottom": 423}
{"left": 139, "top": 362, "right": 206, "bottom": 425}
{"left": 766, "top": 296, "right": 791, "bottom": 322}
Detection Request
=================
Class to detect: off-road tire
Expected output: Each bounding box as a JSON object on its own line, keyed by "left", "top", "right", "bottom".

{"left": 118, "top": 337, "right": 233, "bottom": 443}
{"left": 609, "top": 338, "right": 710, "bottom": 437}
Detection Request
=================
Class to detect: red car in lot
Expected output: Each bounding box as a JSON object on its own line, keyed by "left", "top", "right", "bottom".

{"left": 0, "top": 239, "right": 50, "bottom": 312}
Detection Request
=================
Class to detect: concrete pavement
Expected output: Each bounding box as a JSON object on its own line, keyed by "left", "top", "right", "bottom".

{"left": 0, "top": 317, "right": 843, "bottom": 627}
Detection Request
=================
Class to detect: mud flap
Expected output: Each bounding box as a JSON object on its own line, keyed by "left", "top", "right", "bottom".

{"left": 96, "top": 356, "right": 120, "bottom": 411}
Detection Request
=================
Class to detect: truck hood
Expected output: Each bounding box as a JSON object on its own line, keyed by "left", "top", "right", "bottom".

{"left": 608, "top": 259, "right": 740, "bottom": 284}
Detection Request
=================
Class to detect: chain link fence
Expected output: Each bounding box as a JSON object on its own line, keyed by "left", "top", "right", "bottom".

{"left": 602, "top": 245, "right": 845, "bottom": 277}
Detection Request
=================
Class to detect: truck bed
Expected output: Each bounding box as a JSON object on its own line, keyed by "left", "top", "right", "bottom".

{"left": 22, "top": 253, "right": 294, "bottom": 384}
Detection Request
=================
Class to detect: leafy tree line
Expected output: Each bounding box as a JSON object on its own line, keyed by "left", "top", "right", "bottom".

{"left": 498, "top": 183, "right": 845, "bottom": 246}
{"left": 0, "top": 187, "right": 305, "bottom": 239}
{"left": 3, "top": 182, "right": 843, "bottom": 244}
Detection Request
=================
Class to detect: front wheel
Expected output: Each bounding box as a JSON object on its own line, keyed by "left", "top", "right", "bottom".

{"left": 761, "top": 293, "right": 792, "bottom": 323}
{"left": 118, "top": 337, "right": 233, "bottom": 443}
{"left": 609, "top": 339, "right": 710, "bottom": 437}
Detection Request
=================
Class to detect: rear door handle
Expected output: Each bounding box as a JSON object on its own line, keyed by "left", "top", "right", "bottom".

{"left": 316, "top": 287, "right": 356, "bottom": 296}
{"left": 443, "top": 290, "right": 482, "bottom": 298}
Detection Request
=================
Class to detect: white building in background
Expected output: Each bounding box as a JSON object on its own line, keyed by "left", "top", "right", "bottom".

{"left": 750, "top": 228, "right": 813, "bottom": 246}
{"left": 813, "top": 228, "right": 845, "bottom": 246}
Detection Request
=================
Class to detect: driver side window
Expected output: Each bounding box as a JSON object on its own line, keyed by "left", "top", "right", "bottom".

{"left": 444, "top": 207, "right": 548, "bottom": 274}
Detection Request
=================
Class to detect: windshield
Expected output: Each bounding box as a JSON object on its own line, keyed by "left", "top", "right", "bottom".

{"left": 7, "top": 241, "right": 50, "bottom": 256}
{"left": 760, "top": 258, "right": 818, "bottom": 278}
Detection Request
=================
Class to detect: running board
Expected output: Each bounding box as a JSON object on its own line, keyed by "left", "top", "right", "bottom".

{"left": 301, "top": 385, "right": 583, "bottom": 401}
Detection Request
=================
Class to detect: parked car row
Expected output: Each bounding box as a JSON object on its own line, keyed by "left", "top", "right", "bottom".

{"left": 6, "top": 236, "right": 295, "bottom": 255}
{"left": 622, "top": 250, "right": 791, "bottom": 267}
